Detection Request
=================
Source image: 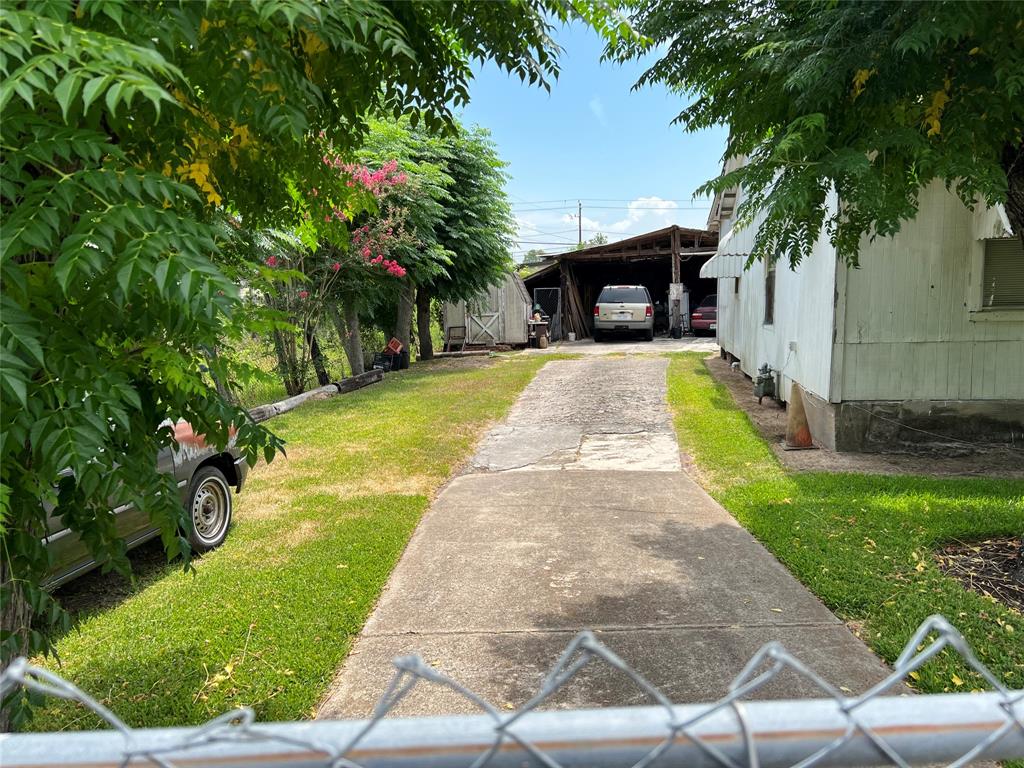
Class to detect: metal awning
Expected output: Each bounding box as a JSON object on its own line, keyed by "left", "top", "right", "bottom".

{"left": 700, "top": 252, "right": 749, "bottom": 278}
{"left": 699, "top": 223, "right": 752, "bottom": 278}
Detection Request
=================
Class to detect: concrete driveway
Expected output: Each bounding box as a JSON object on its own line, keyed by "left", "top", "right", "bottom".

{"left": 529, "top": 335, "right": 718, "bottom": 355}
{"left": 318, "top": 357, "right": 891, "bottom": 717}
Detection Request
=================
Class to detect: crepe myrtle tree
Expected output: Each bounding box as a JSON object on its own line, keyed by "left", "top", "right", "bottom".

{"left": 251, "top": 210, "right": 411, "bottom": 389}
{"left": 325, "top": 210, "right": 413, "bottom": 376}
{"left": 612, "top": 0, "right": 1024, "bottom": 584}
{"left": 247, "top": 154, "right": 411, "bottom": 393}
{"left": 0, "top": 0, "right": 635, "bottom": 727}
{"left": 611, "top": 0, "right": 1024, "bottom": 265}
{"left": 351, "top": 119, "right": 518, "bottom": 360}
{"left": 350, "top": 119, "right": 455, "bottom": 355}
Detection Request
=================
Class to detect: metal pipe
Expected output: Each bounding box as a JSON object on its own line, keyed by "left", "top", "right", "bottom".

{"left": 2, "top": 691, "right": 1020, "bottom": 768}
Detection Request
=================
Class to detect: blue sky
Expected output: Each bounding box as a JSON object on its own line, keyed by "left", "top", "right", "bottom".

{"left": 457, "top": 23, "right": 728, "bottom": 261}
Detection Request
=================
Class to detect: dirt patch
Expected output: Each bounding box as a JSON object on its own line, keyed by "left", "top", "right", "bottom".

{"left": 52, "top": 539, "right": 171, "bottom": 619}
{"left": 413, "top": 355, "right": 496, "bottom": 372}
{"left": 705, "top": 356, "right": 1024, "bottom": 479}
{"left": 260, "top": 518, "right": 325, "bottom": 564}
{"left": 320, "top": 474, "right": 435, "bottom": 500}
{"left": 936, "top": 538, "right": 1023, "bottom": 615}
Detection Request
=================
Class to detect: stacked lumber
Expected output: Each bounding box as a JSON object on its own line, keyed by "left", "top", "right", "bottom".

{"left": 562, "top": 264, "right": 590, "bottom": 339}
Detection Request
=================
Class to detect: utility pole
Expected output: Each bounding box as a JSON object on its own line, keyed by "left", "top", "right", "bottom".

{"left": 577, "top": 200, "right": 582, "bottom": 246}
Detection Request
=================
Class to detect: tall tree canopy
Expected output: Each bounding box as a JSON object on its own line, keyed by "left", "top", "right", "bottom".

{"left": 612, "top": 0, "right": 1024, "bottom": 264}
{"left": 431, "top": 126, "right": 517, "bottom": 303}
{"left": 0, "top": 0, "right": 632, "bottom": 703}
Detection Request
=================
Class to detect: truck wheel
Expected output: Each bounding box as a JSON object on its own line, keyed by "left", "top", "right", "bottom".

{"left": 186, "top": 466, "right": 233, "bottom": 552}
{"left": 593, "top": 330, "right": 603, "bottom": 343}
{"left": 645, "top": 329, "right": 654, "bottom": 341}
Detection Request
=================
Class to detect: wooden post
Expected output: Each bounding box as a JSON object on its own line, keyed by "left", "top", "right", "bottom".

{"left": 559, "top": 259, "right": 568, "bottom": 334}
{"left": 671, "top": 227, "right": 680, "bottom": 284}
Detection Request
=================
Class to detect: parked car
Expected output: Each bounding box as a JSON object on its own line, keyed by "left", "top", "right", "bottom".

{"left": 690, "top": 294, "right": 718, "bottom": 335}
{"left": 593, "top": 285, "right": 655, "bottom": 341}
{"left": 43, "top": 421, "right": 248, "bottom": 589}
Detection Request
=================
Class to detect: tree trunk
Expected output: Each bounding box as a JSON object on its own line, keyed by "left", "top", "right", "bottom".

{"left": 207, "top": 344, "right": 234, "bottom": 404}
{"left": 394, "top": 281, "right": 414, "bottom": 354}
{"left": 328, "top": 305, "right": 348, "bottom": 379}
{"left": 333, "top": 302, "right": 364, "bottom": 376}
{"left": 1001, "top": 140, "right": 1024, "bottom": 245}
{"left": 272, "top": 328, "right": 303, "bottom": 396}
{"left": 305, "top": 324, "right": 330, "bottom": 386}
{"left": 416, "top": 286, "right": 434, "bottom": 361}
{"left": 1, "top": 561, "right": 30, "bottom": 732}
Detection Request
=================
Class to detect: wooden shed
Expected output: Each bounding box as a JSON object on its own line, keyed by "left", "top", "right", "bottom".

{"left": 442, "top": 271, "right": 531, "bottom": 348}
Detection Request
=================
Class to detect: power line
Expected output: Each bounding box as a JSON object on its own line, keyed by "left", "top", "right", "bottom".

{"left": 515, "top": 226, "right": 578, "bottom": 240}
{"left": 511, "top": 205, "right": 578, "bottom": 212}
{"left": 513, "top": 204, "right": 711, "bottom": 213}
{"left": 576, "top": 204, "right": 711, "bottom": 211}
{"left": 511, "top": 197, "right": 713, "bottom": 206}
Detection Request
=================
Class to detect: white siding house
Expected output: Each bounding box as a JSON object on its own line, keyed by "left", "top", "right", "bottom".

{"left": 703, "top": 179, "right": 1024, "bottom": 452}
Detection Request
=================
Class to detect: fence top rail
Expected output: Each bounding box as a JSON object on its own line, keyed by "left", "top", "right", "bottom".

{"left": 2, "top": 615, "right": 1022, "bottom": 768}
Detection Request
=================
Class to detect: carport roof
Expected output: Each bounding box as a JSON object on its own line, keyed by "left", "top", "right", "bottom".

{"left": 538, "top": 224, "right": 719, "bottom": 264}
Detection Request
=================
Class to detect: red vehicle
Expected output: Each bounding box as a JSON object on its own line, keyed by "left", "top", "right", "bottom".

{"left": 690, "top": 294, "right": 718, "bottom": 335}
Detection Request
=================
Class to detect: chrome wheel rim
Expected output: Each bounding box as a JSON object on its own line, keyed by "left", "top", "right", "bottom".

{"left": 192, "top": 477, "right": 229, "bottom": 544}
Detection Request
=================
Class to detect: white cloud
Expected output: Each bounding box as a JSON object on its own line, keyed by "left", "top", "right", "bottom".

{"left": 588, "top": 97, "right": 608, "bottom": 128}
{"left": 605, "top": 196, "right": 679, "bottom": 233}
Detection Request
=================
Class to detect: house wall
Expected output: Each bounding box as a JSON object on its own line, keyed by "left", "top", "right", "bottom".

{"left": 716, "top": 193, "right": 839, "bottom": 404}
{"left": 834, "top": 181, "right": 1024, "bottom": 402}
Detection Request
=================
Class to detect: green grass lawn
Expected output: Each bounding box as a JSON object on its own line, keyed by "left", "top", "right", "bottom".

{"left": 668, "top": 353, "right": 1024, "bottom": 695}
{"left": 33, "top": 354, "right": 551, "bottom": 729}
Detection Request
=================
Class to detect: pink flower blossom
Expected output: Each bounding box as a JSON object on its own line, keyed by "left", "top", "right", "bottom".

{"left": 266, "top": 255, "right": 278, "bottom": 267}
{"left": 361, "top": 246, "right": 371, "bottom": 259}
{"left": 332, "top": 262, "right": 341, "bottom": 272}
{"left": 298, "top": 290, "right": 309, "bottom": 299}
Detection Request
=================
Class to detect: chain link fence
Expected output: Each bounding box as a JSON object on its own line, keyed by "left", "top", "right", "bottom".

{"left": 2, "top": 614, "right": 1022, "bottom": 767}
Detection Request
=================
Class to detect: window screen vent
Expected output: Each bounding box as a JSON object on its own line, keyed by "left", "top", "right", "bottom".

{"left": 983, "top": 237, "right": 1024, "bottom": 308}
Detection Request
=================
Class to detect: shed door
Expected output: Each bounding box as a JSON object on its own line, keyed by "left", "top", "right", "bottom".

{"left": 467, "top": 288, "right": 502, "bottom": 344}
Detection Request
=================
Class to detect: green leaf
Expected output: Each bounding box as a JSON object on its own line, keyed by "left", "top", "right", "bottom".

{"left": 81, "top": 75, "right": 108, "bottom": 112}
{"left": 53, "top": 71, "right": 81, "bottom": 121}
{"left": 154, "top": 259, "right": 171, "bottom": 293}
{"left": 1, "top": 367, "right": 28, "bottom": 408}
{"left": 105, "top": 81, "right": 127, "bottom": 116}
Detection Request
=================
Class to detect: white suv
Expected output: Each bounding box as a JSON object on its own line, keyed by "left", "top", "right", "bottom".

{"left": 592, "top": 285, "right": 654, "bottom": 342}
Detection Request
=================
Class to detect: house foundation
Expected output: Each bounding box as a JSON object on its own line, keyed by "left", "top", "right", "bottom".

{"left": 832, "top": 399, "right": 1024, "bottom": 454}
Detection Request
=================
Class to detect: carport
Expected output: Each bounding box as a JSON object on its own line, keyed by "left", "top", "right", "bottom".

{"left": 522, "top": 225, "right": 718, "bottom": 339}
